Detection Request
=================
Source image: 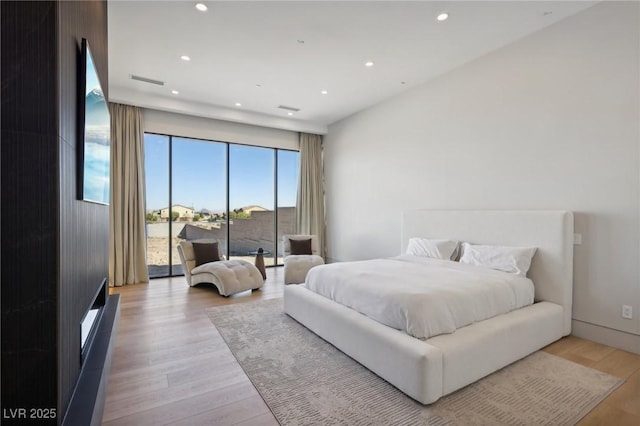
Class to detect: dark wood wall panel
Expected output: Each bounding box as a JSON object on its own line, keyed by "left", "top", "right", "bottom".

{"left": 1, "top": 0, "right": 109, "bottom": 422}
{"left": 1, "top": 2, "right": 58, "bottom": 135}
{"left": 58, "top": 0, "right": 109, "bottom": 416}
{"left": 1, "top": 1, "right": 59, "bottom": 416}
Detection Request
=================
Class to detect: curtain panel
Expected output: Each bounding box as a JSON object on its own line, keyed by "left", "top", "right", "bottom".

{"left": 109, "top": 103, "right": 149, "bottom": 286}
{"left": 296, "top": 133, "right": 326, "bottom": 258}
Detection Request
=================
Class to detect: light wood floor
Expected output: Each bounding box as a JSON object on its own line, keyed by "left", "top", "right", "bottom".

{"left": 103, "top": 268, "right": 640, "bottom": 425}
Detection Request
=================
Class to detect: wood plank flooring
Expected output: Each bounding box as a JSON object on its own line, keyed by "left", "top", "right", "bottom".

{"left": 103, "top": 268, "right": 282, "bottom": 425}
{"left": 103, "top": 268, "right": 640, "bottom": 425}
{"left": 543, "top": 336, "right": 640, "bottom": 425}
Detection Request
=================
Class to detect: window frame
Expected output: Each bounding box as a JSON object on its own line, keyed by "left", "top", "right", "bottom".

{"left": 143, "top": 131, "right": 299, "bottom": 278}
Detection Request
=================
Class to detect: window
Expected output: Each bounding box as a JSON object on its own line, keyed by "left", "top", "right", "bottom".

{"left": 144, "top": 133, "right": 299, "bottom": 278}
{"left": 229, "top": 144, "right": 275, "bottom": 265}
{"left": 144, "top": 134, "right": 170, "bottom": 278}
{"left": 277, "top": 150, "right": 299, "bottom": 264}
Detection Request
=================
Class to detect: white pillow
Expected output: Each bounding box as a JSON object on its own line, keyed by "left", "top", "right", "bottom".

{"left": 459, "top": 242, "right": 537, "bottom": 277}
{"left": 406, "top": 238, "right": 460, "bottom": 260}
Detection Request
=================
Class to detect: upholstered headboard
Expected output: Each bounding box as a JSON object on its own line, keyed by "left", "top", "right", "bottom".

{"left": 401, "top": 210, "right": 574, "bottom": 335}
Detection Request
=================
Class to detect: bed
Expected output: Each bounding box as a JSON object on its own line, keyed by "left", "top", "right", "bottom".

{"left": 284, "top": 210, "right": 573, "bottom": 404}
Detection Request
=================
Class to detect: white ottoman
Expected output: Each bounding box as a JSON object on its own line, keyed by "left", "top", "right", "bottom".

{"left": 284, "top": 255, "right": 324, "bottom": 284}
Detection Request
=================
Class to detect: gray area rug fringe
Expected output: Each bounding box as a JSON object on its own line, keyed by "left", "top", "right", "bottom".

{"left": 207, "top": 298, "right": 623, "bottom": 425}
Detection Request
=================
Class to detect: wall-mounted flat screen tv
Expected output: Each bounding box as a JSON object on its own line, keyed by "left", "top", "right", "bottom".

{"left": 78, "top": 38, "right": 110, "bottom": 204}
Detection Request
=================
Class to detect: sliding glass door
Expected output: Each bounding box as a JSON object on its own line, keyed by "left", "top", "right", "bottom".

{"left": 144, "top": 133, "right": 299, "bottom": 278}
{"left": 171, "top": 137, "right": 227, "bottom": 273}
{"left": 144, "top": 134, "right": 170, "bottom": 278}
{"left": 229, "top": 145, "right": 275, "bottom": 265}
{"left": 277, "top": 150, "right": 299, "bottom": 264}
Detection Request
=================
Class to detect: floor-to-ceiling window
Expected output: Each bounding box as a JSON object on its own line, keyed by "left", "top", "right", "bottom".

{"left": 144, "top": 134, "right": 170, "bottom": 278}
{"left": 144, "top": 133, "right": 298, "bottom": 278}
{"left": 171, "top": 137, "right": 227, "bottom": 275}
{"left": 229, "top": 144, "right": 275, "bottom": 265}
{"left": 277, "top": 150, "right": 299, "bottom": 264}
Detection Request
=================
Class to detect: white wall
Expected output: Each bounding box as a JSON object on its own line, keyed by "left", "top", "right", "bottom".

{"left": 144, "top": 108, "right": 299, "bottom": 150}
{"left": 324, "top": 2, "right": 640, "bottom": 350}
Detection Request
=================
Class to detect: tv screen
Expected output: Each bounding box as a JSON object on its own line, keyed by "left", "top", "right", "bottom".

{"left": 78, "top": 38, "right": 110, "bottom": 204}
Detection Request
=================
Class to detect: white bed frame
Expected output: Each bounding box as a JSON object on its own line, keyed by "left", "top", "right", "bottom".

{"left": 284, "top": 210, "right": 573, "bottom": 404}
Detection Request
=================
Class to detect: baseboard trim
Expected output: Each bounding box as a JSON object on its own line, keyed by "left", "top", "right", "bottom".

{"left": 571, "top": 319, "right": 640, "bottom": 354}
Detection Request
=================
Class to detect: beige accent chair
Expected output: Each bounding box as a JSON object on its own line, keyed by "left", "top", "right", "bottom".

{"left": 177, "top": 239, "right": 264, "bottom": 296}
{"left": 283, "top": 235, "right": 325, "bottom": 284}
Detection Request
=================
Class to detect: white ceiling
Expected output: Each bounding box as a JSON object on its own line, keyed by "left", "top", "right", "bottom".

{"left": 108, "top": 1, "right": 597, "bottom": 134}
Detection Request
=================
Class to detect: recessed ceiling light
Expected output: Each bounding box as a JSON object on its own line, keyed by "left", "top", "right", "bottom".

{"left": 195, "top": 3, "right": 207, "bottom": 12}
{"left": 365, "top": 61, "right": 374, "bottom": 67}
{"left": 180, "top": 55, "right": 191, "bottom": 61}
{"left": 255, "top": 84, "right": 262, "bottom": 87}
{"left": 171, "top": 90, "right": 179, "bottom": 95}
{"left": 235, "top": 102, "right": 242, "bottom": 107}
{"left": 287, "top": 112, "right": 293, "bottom": 116}
{"left": 321, "top": 90, "right": 328, "bottom": 95}
{"left": 437, "top": 12, "right": 449, "bottom": 21}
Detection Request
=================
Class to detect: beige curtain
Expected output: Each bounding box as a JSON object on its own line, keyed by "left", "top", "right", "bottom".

{"left": 109, "top": 103, "right": 149, "bottom": 286}
{"left": 296, "top": 133, "right": 326, "bottom": 258}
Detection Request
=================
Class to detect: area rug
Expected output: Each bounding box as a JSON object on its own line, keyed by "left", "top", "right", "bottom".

{"left": 207, "top": 299, "right": 623, "bottom": 425}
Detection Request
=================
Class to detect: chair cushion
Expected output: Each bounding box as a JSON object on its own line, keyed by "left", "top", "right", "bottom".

{"left": 179, "top": 239, "right": 223, "bottom": 274}
{"left": 192, "top": 241, "right": 221, "bottom": 266}
{"left": 290, "top": 238, "right": 312, "bottom": 255}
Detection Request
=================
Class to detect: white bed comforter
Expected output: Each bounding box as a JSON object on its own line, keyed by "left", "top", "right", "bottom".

{"left": 304, "top": 255, "right": 535, "bottom": 339}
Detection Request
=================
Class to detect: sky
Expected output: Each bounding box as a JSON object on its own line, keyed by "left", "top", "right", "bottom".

{"left": 83, "top": 132, "right": 110, "bottom": 204}
{"left": 144, "top": 134, "right": 299, "bottom": 212}
{"left": 83, "top": 42, "right": 110, "bottom": 204}
{"left": 85, "top": 41, "right": 103, "bottom": 96}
